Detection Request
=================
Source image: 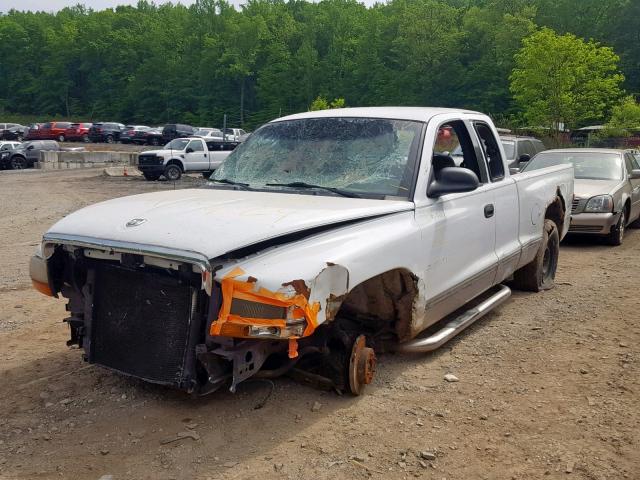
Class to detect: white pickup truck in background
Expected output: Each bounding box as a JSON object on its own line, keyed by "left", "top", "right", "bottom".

{"left": 30, "top": 107, "right": 573, "bottom": 396}
{"left": 137, "top": 137, "right": 240, "bottom": 181}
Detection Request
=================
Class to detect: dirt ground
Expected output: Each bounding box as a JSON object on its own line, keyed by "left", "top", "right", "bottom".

{"left": 0, "top": 169, "right": 637, "bottom": 480}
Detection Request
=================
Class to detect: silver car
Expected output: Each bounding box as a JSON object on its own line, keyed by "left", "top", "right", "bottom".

{"left": 522, "top": 148, "right": 640, "bottom": 245}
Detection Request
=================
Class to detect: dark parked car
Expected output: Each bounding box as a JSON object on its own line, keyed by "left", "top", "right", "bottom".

{"left": 0, "top": 140, "right": 60, "bottom": 169}
{"left": 64, "top": 122, "right": 92, "bottom": 142}
{"left": 120, "top": 125, "right": 151, "bottom": 144}
{"left": 0, "top": 123, "right": 26, "bottom": 141}
{"left": 89, "top": 122, "right": 125, "bottom": 143}
{"left": 501, "top": 135, "right": 547, "bottom": 169}
{"left": 133, "top": 126, "right": 163, "bottom": 145}
{"left": 162, "top": 124, "right": 196, "bottom": 143}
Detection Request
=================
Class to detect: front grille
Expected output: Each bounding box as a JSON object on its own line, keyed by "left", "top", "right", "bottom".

{"left": 138, "top": 154, "right": 161, "bottom": 166}
{"left": 569, "top": 225, "right": 603, "bottom": 233}
{"left": 91, "top": 264, "right": 193, "bottom": 385}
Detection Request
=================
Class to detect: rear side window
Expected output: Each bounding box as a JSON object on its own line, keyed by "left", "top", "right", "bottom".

{"left": 56, "top": 122, "right": 71, "bottom": 129}
{"left": 474, "top": 122, "right": 505, "bottom": 181}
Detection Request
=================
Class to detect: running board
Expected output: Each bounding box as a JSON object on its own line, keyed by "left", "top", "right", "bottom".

{"left": 397, "top": 284, "right": 511, "bottom": 353}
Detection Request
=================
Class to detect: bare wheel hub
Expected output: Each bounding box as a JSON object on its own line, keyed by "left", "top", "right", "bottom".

{"left": 348, "top": 335, "right": 376, "bottom": 395}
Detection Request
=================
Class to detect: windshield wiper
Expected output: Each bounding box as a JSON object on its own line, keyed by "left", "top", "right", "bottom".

{"left": 209, "top": 178, "right": 251, "bottom": 188}
{"left": 265, "top": 181, "right": 362, "bottom": 198}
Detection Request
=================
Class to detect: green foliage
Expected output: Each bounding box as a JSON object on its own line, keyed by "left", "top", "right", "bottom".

{"left": 510, "top": 28, "right": 624, "bottom": 134}
{"left": 604, "top": 97, "right": 640, "bottom": 136}
{"left": 0, "top": 0, "right": 637, "bottom": 130}
{"left": 309, "top": 96, "right": 345, "bottom": 111}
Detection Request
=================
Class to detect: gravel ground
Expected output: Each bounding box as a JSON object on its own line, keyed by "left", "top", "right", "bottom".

{"left": 0, "top": 169, "right": 637, "bottom": 480}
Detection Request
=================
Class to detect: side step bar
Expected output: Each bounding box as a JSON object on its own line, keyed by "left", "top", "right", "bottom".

{"left": 397, "top": 284, "right": 511, "bottom": 353}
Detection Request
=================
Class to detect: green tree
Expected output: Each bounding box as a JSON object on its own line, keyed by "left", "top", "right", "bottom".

{"left": 510, "top": 28, "right": 624, "bottom": 137}
{"left": 604, "top": 97, "right": 640, "bottom": 136}
{"left": 309, "top": 96, "right": 345, "bottom": 111}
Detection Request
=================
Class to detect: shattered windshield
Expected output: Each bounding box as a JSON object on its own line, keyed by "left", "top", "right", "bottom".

{"left": 212, "top": 117, "right": 424, "bottom": 198}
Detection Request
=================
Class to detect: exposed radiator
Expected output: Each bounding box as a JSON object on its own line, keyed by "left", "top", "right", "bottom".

{"left": 91, "top": 263, "right": 193, "bottom": 385}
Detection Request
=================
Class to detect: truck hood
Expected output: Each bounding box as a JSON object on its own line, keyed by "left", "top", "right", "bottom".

{"left": 574, "top": 178, "right": 622, "bottom": 198}
{"left": 140, "top": 148, "right": 176, "bottom": 156}
{"left": 46, "top": 188, "right": 414, "bottom": 259}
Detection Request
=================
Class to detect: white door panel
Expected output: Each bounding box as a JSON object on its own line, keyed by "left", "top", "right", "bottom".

{"left": 492, "top": 178, "right": 522, "bottom": 282}
{"left": 184, "top": 140, "right": 208, "bottom": 171}
{"left": 415, "top": 184, "right": 498, "bottom": 327}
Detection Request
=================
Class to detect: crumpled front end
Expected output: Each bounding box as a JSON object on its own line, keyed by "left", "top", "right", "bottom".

{"left": 29, "top": 235, "right": 357, "bottom": 394}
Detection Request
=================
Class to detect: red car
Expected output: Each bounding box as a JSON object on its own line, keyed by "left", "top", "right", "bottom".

{"left": 63, "top": 122, "right": 92, "bottom": 142}
{"left": 27, "top": 122, "right": 72, "bottom": 142}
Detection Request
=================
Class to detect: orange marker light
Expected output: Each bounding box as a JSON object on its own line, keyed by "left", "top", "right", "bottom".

{"left": 32, "top": 279, "right": 53, "bottom": 297}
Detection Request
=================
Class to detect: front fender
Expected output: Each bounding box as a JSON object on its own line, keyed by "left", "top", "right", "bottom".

{"left": 211, "top": 210, "right": 423, "bottom": 337}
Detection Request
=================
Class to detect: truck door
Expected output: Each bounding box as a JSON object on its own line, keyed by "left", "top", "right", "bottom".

{"left": 472, "top": 121, "right": 521, "bottom": 283}
{"left": 414, "top": 118, "right": 499, "bottom": 328}
{"left": 184, "top": 139, "right": 208, "bottom": 171}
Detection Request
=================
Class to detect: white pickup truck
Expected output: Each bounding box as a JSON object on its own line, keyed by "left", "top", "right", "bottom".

{"left": 30, "top": 107, "right": 573, "bottom": 395}
{"left": 137, "top": 137, "right": 239, "bottom": 181}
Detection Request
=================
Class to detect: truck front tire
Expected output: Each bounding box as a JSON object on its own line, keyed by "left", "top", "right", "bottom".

{"left": 511, "top": 219, "right": 559, "bottom": 292}
{"left": 163, "top": 164, "right": 182, "bottom": 181}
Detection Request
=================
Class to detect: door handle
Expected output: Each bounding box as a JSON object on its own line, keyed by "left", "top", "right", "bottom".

{"left": 484, "top": 204, "right": 495, "bottom": 218}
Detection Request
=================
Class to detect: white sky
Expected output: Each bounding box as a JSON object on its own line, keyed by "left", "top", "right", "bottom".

{"left": 1, "top": 1, "right": 199, "bottom": 13}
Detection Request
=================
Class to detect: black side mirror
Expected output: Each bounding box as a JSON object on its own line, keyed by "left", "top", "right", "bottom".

{"left": 629, "top": 169, "right": 640, "bottom": 180}
{"left": 509, "top": 167, "right": 520, "bottom": 175}
{"left": 185, "top": 147, "right": 194, "bottom": 153}
{"left": 518, "top": 153, "right": 531, "bottom": 164}
{"left": 428, "top": 167, "right": 479, "bottom": 198}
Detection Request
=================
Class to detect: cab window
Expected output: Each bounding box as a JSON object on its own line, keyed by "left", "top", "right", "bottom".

{"left": 433, "top": 120, "right": 487, "bottom": 184}
{"left": 474, "top": 122, "right": 505, "bottom": 181}
{"left": 187, "top": 140, "right": 204, "bottom": 152}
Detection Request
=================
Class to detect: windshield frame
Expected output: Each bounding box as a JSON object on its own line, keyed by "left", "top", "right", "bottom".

{"left": 209, "top": 116, "right": 427, "bottom": 201}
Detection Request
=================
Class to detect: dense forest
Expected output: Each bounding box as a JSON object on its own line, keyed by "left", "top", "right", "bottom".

{"left": 0, "top": 0, "right": 638, "bottom": 130}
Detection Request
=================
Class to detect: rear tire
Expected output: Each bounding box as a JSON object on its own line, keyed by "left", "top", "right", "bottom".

{"left": 106, "top": 135, "right": 114, "bottom": 144}
{"left": 82, "top": 134, "right": 90, "bottom": 143}
{"left": 511, "top": 219, "right": 559, "bottom": 292}
{"left": 150, "top": 137, "right": 160, "bottom": 146}
{"left": 163, "top": 164, "right": 182, "bottom": 181}
{"left": 607, "top": 209, "right": 626, "bottom": 246}
{"left": 143, "top": 173, "right": 161, "bottom": 181}
{"left": 58, "top": 134, "right": 65, "bottom": 142}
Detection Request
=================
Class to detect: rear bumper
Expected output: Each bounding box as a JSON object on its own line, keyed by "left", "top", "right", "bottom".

{"left": 569, "top": 212, "right": 619, "bottom": 234}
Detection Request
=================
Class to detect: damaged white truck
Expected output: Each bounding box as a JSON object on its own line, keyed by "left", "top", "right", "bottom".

{"left": 30, "top": 107, "right": 573, "bottom": 395}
